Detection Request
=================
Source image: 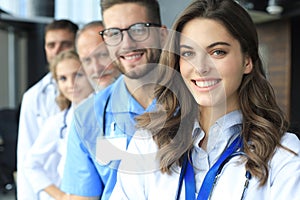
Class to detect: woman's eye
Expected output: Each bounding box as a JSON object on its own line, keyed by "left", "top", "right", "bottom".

{"left": 58, "top": 76, "right": 66, "bottom": 82}
{"left": 180, "top": 51, "right": 195, "bottom": 57}
{"left": 212, "top": 50, "right": 226, "bottom": 56}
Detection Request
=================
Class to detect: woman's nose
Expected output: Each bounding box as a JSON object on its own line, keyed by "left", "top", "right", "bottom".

{"left": 195, "top": 55, "right": 212, "bottom": 75}
{"left": 197, "top": 65, "right": 210, "bottom": 75}
{"left": 67, "top": 77, "right": 75, "bottom": 88}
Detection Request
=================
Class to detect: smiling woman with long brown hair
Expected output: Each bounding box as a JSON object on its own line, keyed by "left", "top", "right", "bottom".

{"left": 110, "top": 0, "right": 300, "bottom": 199}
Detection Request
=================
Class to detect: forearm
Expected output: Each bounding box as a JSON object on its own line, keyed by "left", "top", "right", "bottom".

{"left": 63, "top": 194, "right": 99, "bottom": 200}
{"left": 44, "top": 184, "right": 66, "bottom": 200}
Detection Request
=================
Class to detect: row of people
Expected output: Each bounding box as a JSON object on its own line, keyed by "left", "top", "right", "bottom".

{"left": 18, "top": 0, "right": 300, "bottom": 199}
{"left": 17, "top": 19, "right": 78, "bottom": 200}
{"left": 17, "top": 20, "right": 120, "bottom": 199}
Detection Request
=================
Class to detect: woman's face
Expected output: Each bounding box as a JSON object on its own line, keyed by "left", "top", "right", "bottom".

{"left": 56, "top": 58, "right": 93, "bottom": 105}
{"left": 179, "top": 18, "right": 252, "bottom": 112}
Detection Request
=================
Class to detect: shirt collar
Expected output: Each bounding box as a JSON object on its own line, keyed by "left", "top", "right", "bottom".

{"left": 192, "top": 110, "right": 243, "bottom": 152}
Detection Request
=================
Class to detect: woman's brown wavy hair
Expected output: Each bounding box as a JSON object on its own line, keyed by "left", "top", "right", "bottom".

{"left": 136, "top": 0, "right": 293, "bottom": 186}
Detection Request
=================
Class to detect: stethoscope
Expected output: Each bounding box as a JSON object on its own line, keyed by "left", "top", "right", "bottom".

{"left": 36, "top": 76, "right": 58, "bottom": 118}
{"left": 37, "top": 76, "right": 68, "bottom": 138}
{"left": 41, "top": 77, "right": 57, "bottom": 94}
{"left": 59, "top": 106, "right": 70, "bottom": 139}
{"left": 176, "top": 137, "right": 252, "bottom": 200}
{"left": 102, "top": 95, "right": 111, "bottom": 135}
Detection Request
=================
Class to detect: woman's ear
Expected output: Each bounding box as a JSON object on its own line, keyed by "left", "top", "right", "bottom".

{"left": 244, "top": 55, "right": 253, "bottom": 74}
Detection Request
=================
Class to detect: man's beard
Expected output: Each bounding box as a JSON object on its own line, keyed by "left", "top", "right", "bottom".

{"left": 116, "top": 48, "right": 161, "bottom": 79}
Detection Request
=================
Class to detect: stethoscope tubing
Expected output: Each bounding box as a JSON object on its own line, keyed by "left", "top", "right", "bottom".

{"left": 175, "top": 150, "right": 251, "bottom": 200}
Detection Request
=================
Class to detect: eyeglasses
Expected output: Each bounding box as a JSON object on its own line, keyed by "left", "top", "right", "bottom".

{"left": 99, "top": 22, "right": 161, "bottom": 46}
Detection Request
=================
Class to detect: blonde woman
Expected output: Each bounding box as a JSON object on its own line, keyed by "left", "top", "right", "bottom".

{"left": 24, "top": 50, "right": 93, "bottom": 200}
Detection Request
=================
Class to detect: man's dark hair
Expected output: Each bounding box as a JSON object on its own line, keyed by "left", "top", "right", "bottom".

{"left": 100, "top": 0, "right": 162, "bottom": 25}
{"left": 44, "top": 19, "right": 79, "bottom": 36}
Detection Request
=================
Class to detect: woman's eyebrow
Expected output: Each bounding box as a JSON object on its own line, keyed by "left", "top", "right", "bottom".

{"left": 207, "top": 41, "right": 231, "bottom": 49}
{"left": 180, "top": 42, "right": 231, "bottom": 50}
{"left": 179, "top": 44, "right": 193, "bottom": 49}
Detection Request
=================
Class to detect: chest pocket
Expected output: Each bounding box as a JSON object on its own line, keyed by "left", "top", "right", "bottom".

{"left": 104, "top": 112, "right": 137, "bottom": 138}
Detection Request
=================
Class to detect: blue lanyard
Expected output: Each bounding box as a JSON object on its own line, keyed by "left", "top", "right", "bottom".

{"left": 177, "top": 136, "right": 243, "bottom": 200}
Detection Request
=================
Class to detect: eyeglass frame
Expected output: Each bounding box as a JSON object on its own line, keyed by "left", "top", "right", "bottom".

{"left": 99, "top": 22, "right": 161, "bottom": 46}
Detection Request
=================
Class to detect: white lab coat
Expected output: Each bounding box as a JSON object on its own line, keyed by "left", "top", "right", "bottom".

{"left": 111, "top": 128, "right": 300, "bottom": 200}
{"left": 17, "top": 73, "right": 59, "bottom": 200}
{"left": 24, "top": 107, "right": 73, "bottom": 200}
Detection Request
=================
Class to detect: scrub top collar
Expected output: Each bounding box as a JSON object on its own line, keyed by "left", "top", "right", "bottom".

{"left": 106, "top": 75, "right": 156, "bottom": 115}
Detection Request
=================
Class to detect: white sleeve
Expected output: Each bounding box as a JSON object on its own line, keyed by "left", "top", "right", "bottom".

{"left": 23, "top": 115, "right": 61, "bottom": 194}
{"left": 269, "top": 133, "right": 300, "bottom": 199}
{"left": 17, "top": 90, "right": 41, "bottom": 199}
{"left": 17, "top": 74, "right": 59, "bottom": 199}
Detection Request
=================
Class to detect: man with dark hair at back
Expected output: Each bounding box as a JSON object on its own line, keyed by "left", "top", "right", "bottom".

{"left": 61, "top": 0, "right": 167, "bottom": 199}
{"left": 17, "top": 19, "right": 78, "bottom": 200}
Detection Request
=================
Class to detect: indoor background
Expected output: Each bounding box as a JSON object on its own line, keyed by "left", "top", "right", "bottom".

{"left": 0, "top": 0, "right": 300, "bottom": 199}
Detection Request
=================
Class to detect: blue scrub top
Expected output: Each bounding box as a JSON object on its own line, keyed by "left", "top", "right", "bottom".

{"left": 61, "top": 75, "right": 156, "bottom": 199}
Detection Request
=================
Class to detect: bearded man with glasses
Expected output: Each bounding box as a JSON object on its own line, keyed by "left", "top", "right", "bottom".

{"left": 61, "top": 0, "right": 167, "bottom": 199}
